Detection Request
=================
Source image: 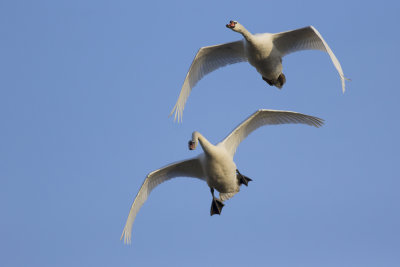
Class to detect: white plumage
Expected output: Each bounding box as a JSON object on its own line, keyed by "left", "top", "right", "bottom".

{"left": 170, "top": 21, "right": 348, "bottom": 122}
{"left": 121, "top": 109, "right": 324, "bottom": 244}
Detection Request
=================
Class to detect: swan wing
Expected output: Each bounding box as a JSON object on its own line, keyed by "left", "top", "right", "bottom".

{"left": 170, "top": 41, "right": 247, "bottom": 122}
{"left": 272, "top": 26, "right": 348, "bottom": 93}
{"left": 120, "top": 158, "right": 204, "bottom": 244}
{"left": 220, "top": 109, "right": 324, "bottom": 157}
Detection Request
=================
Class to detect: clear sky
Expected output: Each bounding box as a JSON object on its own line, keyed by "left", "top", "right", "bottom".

{"left": 1, "top": 0, "right": 399, "bottom": 266}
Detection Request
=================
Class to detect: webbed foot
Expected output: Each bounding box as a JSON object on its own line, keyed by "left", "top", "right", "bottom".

{"left": 210, "top": 187, "right": 225, "bottom": 216}
{"left": 276, "top": 73, "right": 286, "bottom": 88}
{"left": 210, "top": 197, "right": 224, "bottom": 216}
{"left": 262, "top": 74, "right": 286, "bottom": 89}
{"left": 237, "top": 169, "right": 252, "bottom": 186}
{"left": 262, "top": 76, "right": 274, "bottom": 86}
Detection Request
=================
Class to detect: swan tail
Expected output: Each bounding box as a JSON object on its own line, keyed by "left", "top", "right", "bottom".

{"left": 219, "top": 192, "right": 238, "bottom": 202}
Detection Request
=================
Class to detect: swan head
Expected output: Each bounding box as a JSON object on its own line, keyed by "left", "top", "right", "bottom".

{"left": 226, "top": 20, "right": 241, "bottom": 32}
{"left": 188, "top": 140, "right": 197, "bottom": 150}
{"left": 188, "top": 131, "right": 200, "bottom": 150}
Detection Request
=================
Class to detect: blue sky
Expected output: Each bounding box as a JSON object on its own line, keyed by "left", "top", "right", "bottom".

{"left": 1, "top": 0, "right": 399, "bottom": 266}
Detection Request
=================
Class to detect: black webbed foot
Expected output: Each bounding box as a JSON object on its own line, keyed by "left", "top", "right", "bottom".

{"left": 276, "top": 73, "right": 286, "bottom": 88}
{"left": 210, "top": 188, "right": 225, "bottom": 216}
{"left": 210, "top": 197, "right": 224, "bottom": 216}
{"left": 237, "top": 169, "right": 252, "bottom": 186}
{"left": 262, "top": 76, "right": 274, "bottom": 86}
{"left": 262, "top": 74, "right": 286, "bottom": 89}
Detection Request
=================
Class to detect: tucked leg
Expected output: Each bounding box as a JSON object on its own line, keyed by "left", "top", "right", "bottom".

{"left": 210, "top": 188, "right": 224, "bottom": 216}
{"left": 262, "top": 76, "right": 274, "bottom": 86}
{"left": 236, "top": 169, "right": 252, "bottom": 186}
{"left": 262, "top": 74, "right": 285, "bottom": 89}
{"left": 277, "top": 73, "right": 286, "bottom": 87}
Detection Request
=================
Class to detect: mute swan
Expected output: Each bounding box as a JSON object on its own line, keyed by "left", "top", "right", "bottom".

{"left": 121, "top": 109, "right": 324, "bottom": 244}
{"left": 170, "top": 21, "right": 348, "bottom": 122}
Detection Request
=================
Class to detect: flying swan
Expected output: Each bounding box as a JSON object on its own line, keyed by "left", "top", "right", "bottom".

{"left": 121, "top": 109, "right": 324, "bottom": 244}
{"left": 170, "top": 21, "right": 348, "bottom": 122}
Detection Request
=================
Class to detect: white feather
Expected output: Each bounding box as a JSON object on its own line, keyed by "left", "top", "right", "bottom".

{"left": 120, "top": 158, "right": 204, "bottom": 244}
{"left": 169, "top": 41, "right": 247, "bottom": 122}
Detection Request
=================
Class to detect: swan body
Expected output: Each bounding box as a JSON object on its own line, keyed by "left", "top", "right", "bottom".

{"left": 170, "top": 21, "right": 348, "bottom": 122}
{"left": 193, "top": 132, "right": 239, "bottom": 199}
{"left": 245, "top": 33, "right": 282, "bottom": 80}
{"left": 121, "top": 109, "right": 324, "bottom": 244}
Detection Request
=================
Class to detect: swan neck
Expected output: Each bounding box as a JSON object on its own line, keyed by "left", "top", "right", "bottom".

{"left": 194, "top": 132, "right": 214, "bottom": 155}
{"left": 238, "top": 27, "right": 253, "bottom": 42}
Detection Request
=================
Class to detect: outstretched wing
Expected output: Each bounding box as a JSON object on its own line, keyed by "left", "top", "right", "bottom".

{"left": 220, "top": 109, "right": 324, "bottom": 157}
{"left": 170, "top": 41, "right": 247, "bottom": 122}
{"left": 120, "top": 158, "right": 204, "bottom": 244}
{"left": 272, "top": 26, "right": 349, "bottom": 93}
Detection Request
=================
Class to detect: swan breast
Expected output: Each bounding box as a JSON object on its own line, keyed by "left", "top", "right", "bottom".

{"left": 245, "top": 33, "right": 282, "bottom": 79}
{"left": 245, "top": 33, "right": 274, "bottom": 61}
{"left": 202, "top": 146, "right": 238, "bottom": 193}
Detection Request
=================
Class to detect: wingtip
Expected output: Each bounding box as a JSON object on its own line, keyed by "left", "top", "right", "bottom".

{"left": 317, "top": 120, "right": 325, "bottom": 128}
{"left": 173, "top": 109, "right": 183, "bottom": 123}
{"left": 120, "top": 230, "right": 126, "bottom": 242}
{"left": 169, "top": 105, "right": 177, "bottom": 118}
{"left": 340, "top": 75, "right": 351, "bottom": 94}
{"left": 121, "top": 229, "right": 132, "bottom": 245}
{"left": 168, "top": 107, "right": 181, "bottom": 123}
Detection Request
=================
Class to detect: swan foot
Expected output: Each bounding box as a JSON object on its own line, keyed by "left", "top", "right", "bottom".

{"left": 262, "top": 76, "right": 274, "bottom": 86}
{"left": 236, "top": 169, "right": 252, "bottom": 186}
{"left": 210, "top": 188, "right": 224, "bottom": 216}
{"left": 262, "top": 73, "right": 286, "bottom": 89}
{"left": 276, "top": 73, "right": 286, "bottom": 88}
{"left": 210, "top": 197, "right": 224, "bottom": 216}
